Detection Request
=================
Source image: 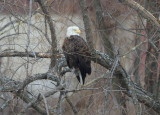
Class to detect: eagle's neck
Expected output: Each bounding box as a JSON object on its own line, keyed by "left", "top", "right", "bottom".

{"left": 67, "top": 35, "right": 80, "bottom": 39}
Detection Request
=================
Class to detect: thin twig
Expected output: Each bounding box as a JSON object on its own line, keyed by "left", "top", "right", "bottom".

{"left": 41, "top": 93, "right": 50, "bottom": 115}
{"left": 65, "top": 96, "right": 77, "bottom": 115}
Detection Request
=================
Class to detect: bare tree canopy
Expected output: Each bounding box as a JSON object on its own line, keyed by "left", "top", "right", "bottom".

{"left": 0, "top": 0, "right": 160, "bottom": 115}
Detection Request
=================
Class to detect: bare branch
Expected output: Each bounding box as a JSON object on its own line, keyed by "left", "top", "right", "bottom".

{"left": 94, "top": 0, "right": 114, "bottom": 57}
{"left": 1, "top": 48, "right": 160, "bottom": 113}
{"left": 0, "top": 98, "right": 13, "bottom": 110}
{"left": 36, "top": 0, "right": 57, "bottom": 67}
{"left": 91, "top": 50, "right": 160, "bottom": 113}
{"left": 41, "top": 93, "right": 50, "bottom": 115}
{"left": 0, "top": 50, "right": 52, "bottom": 58}
{"left": 65, "top": 96, "right": 78, "bottom": 115}
{"left": 56, "top": 92, "right": 63, "bottom": 115}
{"left": 17, "top": 91, "right": 48, "bottom": 115}
{"left": 25, "top": 84, "right": 64, "bottom": 111}
{"left": 79, "top": 0, "right": 94, "bottom": 50}
{"left": 0, "top": 20, "right": 19, "bottom": 32}
{"left": 0, "top": 73, "right": 48, "bottom": 114}
{"left": 119, "top": 0, "right": 160, "bottom": 27}
{"left": 18, "top": 72, "right": 60, "bottom": 92}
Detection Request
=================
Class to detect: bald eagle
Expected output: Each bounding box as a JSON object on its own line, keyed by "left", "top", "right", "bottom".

{"left": 62, "top": 26, "right": 91, "bottom": 85}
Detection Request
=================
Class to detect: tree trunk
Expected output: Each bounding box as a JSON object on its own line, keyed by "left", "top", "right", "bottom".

{"left": 145, "top": 0, "right": 160, "bottom": 115}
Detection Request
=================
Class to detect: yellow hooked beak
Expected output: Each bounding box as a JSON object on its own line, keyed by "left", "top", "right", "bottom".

{"left": 75, "top": 29, "right": 81, "bottom": 34}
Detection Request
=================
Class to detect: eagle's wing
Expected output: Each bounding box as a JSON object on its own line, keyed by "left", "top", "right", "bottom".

{"left": 72, "top": 36, "right": 91, "bottom": 75}
{"left": 62, "top": 35, "right": 91, "bottom": 84}
{"left": 62, "top": 37, "right": 78, "bottom": 68}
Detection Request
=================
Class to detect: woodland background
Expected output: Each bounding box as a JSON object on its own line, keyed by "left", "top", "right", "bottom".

{"left": 0, "top": 0, "right": 160, "bottom": 115}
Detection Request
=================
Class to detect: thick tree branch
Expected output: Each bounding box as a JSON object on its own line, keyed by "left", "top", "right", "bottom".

{"left": 0, "top": 20, "right": 19, "bottom": 32}
{"left": 94, "top": 0, "right": 114, "bottom": 58}
{"left": 0, "top": 74, "right": 48, "bottom": 115}
{"left": 17, "top": 73, "right": 60, "bottom": 92}
{"left": 119, "top": 0, "right": 160, "bottom": 28}
{"left": 0, "top": 71, "right": 64, "bottom": 115}
{"left": 1, "top": 49, "right": 160, "bottom": 113}
{"left": 79, "top": 0, "right": 94, "bottom": 50}
{"left": 25, "top": 85, "right": 64, "bottom": 110}
{"left": 18, "top": 91, "right": 48, "bottom": 115}
{"left": 91, "top": 50, "right": 160, "bottom": 113}
{"left": 0, "top": 50, "right": 52, "bottom": 58}
{"left": 36, "top": 0, "right": 57, "bottom": 67}
{"left": 126, "top": 84, "right": 160, "bottom": 113}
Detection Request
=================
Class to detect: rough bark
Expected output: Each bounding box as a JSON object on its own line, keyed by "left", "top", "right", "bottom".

{"left": 118, "top": 0, "right": 160, "bottom": 28}
{"left": 94, "top": 0, "right": 114, "bottom": 58}
{"left": 144, "top": 0, "right": 160, "bottom": 115}
{"left": 1, "top": 50, "right": 160, "bottom": 113}
{"left": 1, "top": 0, "right": 160, "bottom": 114}
{"left": 37, "top": 0, "right": 57, "bottom": 68}
{"left": 79, "top": 0, "right": 94, "bottom": 50}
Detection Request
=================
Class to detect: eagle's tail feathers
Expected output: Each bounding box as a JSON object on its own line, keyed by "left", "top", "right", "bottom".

{"left": 74, "top": 68, "right": 84, "bottom": 85}
{"left": 76, "top": 75, "right": 84, "bottom": 85}
{"left": 78, "top": 71, "right": 83, "bottom": 85}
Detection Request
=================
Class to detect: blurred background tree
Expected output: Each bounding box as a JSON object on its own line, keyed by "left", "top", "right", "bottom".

{"left": 0, "top": 0, "right": 160, "bottom": 115}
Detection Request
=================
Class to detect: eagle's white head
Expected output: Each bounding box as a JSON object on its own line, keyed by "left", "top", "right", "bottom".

{"left": 66, "top": 26, "right": 81, "bottom": 37}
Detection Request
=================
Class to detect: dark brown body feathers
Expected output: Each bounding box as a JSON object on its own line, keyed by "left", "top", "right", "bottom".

{"left": 62, "top": 35, "right": 91, "bottom": 84}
